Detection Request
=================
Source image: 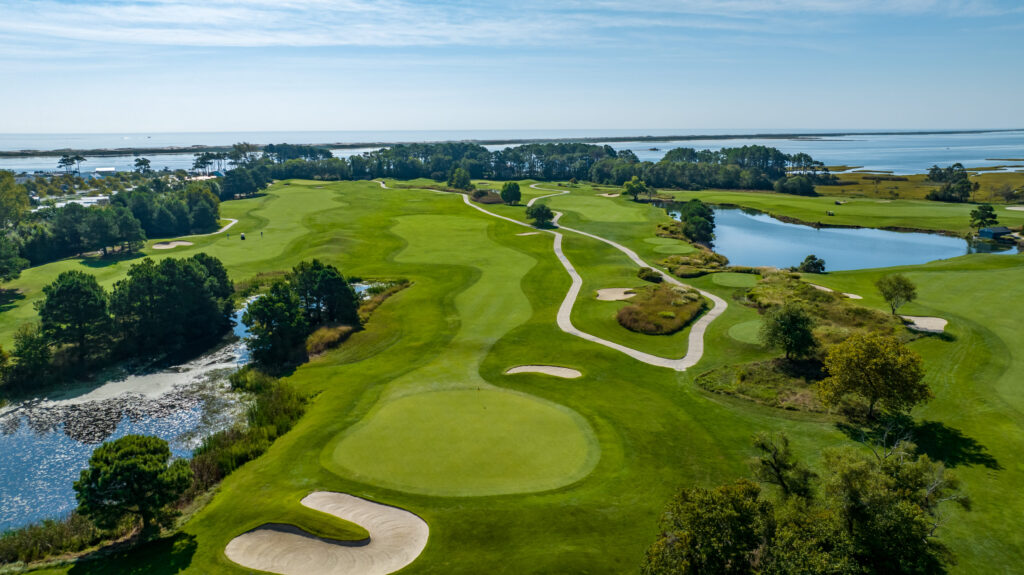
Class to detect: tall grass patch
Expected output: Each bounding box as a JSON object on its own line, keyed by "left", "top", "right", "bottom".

{"left": 616, "top": 284, "right": 707, "bottom": 335}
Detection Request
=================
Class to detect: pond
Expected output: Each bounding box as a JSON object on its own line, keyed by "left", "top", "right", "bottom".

{"left": 664, "top": 205, "right": 1018, "bottom": 271}
{"left": 0, "top": 307, "right": 253, "bottom": 531}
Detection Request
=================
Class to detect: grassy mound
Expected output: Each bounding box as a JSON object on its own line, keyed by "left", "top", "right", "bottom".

{"left": 616, "top": 284, "right": 707, "bottom": 335}
{"left": 748, "top": 270, "right": 903, "bottom": 345}
{"left": 660, "top": 250, "right": 729, "bottom": 278}
{"left": 326, "top": 389, "right": 599, "bottom": 496}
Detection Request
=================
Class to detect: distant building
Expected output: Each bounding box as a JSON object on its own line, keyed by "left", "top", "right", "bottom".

{"left": 979, "top": 226, "right": 1012, "bottom": 240}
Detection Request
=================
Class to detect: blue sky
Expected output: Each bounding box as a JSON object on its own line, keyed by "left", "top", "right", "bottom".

{"left": 0, "top": 0, "right": 1022, "bottom": 133}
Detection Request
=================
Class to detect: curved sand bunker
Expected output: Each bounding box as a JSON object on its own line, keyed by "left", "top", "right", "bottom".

{"left": 505, "top": 365, "right": 582, "bottom": 378}
{"left": 596, "top": 288, "right": 636, "bottom": 301}
{"left": 1006, "top": 206, "right": 1024, "bottom": 211}
{"left": 808, "top": 283, "right": 862, "bottom": 300}
{"left": 597, "top": 193, "right": 620, "bottom": 198}
{"left": 900, "top": 315, "right": 948, "bottom": 333}
{"left": 517, "top": 231, "right": 542, "bottom": 236}
{"left": 151, "top": 241, "right": 193, "bottom": 250}
{"left": 225, "top": 492, "right": 428, "bottom": 575}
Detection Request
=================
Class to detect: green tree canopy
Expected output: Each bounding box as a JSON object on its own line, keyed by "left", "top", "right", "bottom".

{"left": 448, "top": 167, "right": 474, "bottom": 190}
{"left": 525, "top": 203, "right": 554, "bottom": 226}
{"left": 642, "top": 479, "right": 774, "bottom": 575}
{"left": 819, "top": 333, "right": 929, "bottom": 419}
{"left": 797, "top": 254, "right": 826, "bottom": 274}
{"left": 243, "top": 281, "right": 310, "bottom": 368}
{"left": 969, "top": 204, "right": 998, "bottom": 230}
{"left": 36, "top": 270, "right": 109, "bottom": 363}
{"left": 760, "top": 303, "right": 816, "bottom": 360}
{"left": 500, "top": 181, "right": 521, "bottom": 205}
{"left": 623, "top": 175, "right": 649, "bottom": 201}
{"left": 287, "top": 259, "right": 359, "bottom": 326}
{"left": 74, "top": 434, "right": 192, "bottom": 534}
{"left": 874, "top": 274, "right": 917, "bottom": 316}
{"left": 0, "top": 170, "right": 30, "bottom": 228}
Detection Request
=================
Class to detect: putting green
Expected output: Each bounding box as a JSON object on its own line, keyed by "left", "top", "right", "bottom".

{"left": 712, "top": 272, "right": 760, "bottom": 288}
{"left": 326, "top": 389, "right": 600, "bottom": 496}
{"left": 728, "top": 319, "right": 763, "bottom": 345}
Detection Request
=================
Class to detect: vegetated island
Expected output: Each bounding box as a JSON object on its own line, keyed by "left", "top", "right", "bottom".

{"left": 2, "top": 128, "right": 1021, "bottom": 158}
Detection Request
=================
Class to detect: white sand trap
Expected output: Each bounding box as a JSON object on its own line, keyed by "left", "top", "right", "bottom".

{"left": 505, "top": 365, "right": 582, "bottom": 378}
{"left": 1006, "top": 206, "right": 1024, "bottom": 211}
{"left": 595, "top": 288, "right": 636, "bottom": 301}
{"left": 225, "top": 492, "right": 428, "bottom": 575}
{"left": 597, "top": 193, "right": 620, "bottom": 198}
{"left": 809, "top": 283, "right": 862, "bottom": 299}
{"left": 151, "top": 241, "right": 193, "bottom": 249}
{"left": 517, "top": 232, "right": 542, "bottom": 236}
{"left": 900, "top": 315, "right": 948, "bottom": 333}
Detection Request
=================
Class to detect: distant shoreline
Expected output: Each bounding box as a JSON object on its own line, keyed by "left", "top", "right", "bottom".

{"left": 0, "top": 128, "right": 1019, "bottom": 159}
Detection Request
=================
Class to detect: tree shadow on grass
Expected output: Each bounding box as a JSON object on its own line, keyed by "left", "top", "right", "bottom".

{"left": 78, "top": 252, "right": 146, "bottom": 269}
{"left": 838, "top": 414, "right": 1001, "bottom": 470}
{"left": 69, "top": 533, "right": 197, "bottom": 575}
{"left": 0, "top": 288, "right": 25, "bottom": 313}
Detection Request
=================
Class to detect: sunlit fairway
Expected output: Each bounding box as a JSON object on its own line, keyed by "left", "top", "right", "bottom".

{"left": 9, "top": 179, "right": 1024, "bottom": 574}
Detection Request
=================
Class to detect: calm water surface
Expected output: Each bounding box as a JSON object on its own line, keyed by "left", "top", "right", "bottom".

{"left": 2, "top": 130, "right": 1022, "bottom": 175}
{"left": 667, "top": 206, "right": 1018, "bottom": 271}
{"left": 0, "top": 309, "right": 253, "bottom": 531}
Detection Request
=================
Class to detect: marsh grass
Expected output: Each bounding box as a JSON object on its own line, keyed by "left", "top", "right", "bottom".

{"left": 616, "top": 284, "right": 706, "bottom": 335}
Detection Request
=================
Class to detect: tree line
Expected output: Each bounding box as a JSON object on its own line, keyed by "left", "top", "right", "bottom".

{"left": 0, "top": 173, "right": 222, "bottom": 275}
{"left": 218, "top": 141, "right": 833, "bottom": 193}
{"left": 0, "top": 254, "right": 233, "bottom": 392}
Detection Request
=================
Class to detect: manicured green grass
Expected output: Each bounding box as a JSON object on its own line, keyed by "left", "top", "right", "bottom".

{"left": 727, "top": 319, "right": 763, "bottom": 345}
{"left": 9, "top": 178, "right": 1024, "bottom": 574}
{"left": 326, "top": 389, "right": 599, "bottom": 496}
{"left": 667, "top": 188, "right": 1024, "bottom": 234}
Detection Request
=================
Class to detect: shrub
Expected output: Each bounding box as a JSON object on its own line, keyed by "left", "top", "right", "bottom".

{"left": 637, "top": 267, "right": 663, "bottom": 283}
{"left": 190, "top": 373, "right": 306, "bottom": 493}
{"left": 0, "top": 512, "right": 124, "bottom": 565}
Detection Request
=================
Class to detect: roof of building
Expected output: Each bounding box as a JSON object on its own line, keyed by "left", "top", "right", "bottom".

{"left": 981, "top": 226, "right": 1012, "bottom": 233}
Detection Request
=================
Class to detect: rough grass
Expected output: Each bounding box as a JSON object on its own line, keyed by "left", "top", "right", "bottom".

{"left": 305, "top": 325, "right": 356, "bottom": 356}
{"left": 696, "top": 359, "right": 826, "bottom": 412}
{"left": 616, "top": 284, "right": 706, "bottom": 335}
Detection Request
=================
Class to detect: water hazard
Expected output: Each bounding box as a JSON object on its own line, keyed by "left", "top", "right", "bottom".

{"left": 0, "top": 309, "right": 253, "bottom": 531}
{"left": 665, "top": 205, "right": 1018, "bottom": 271}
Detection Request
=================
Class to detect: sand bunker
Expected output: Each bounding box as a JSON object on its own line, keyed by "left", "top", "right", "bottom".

{"left": 809, "top": 283, "right": 862, "bottom": 299}
{"left": 505, "top": 365, "right": 582, "bottom": 378}
{"left": 597, "top": 193, "right": 620, "bottom": 198}
{"left": 595, "top": 288, "right": 636, "bottom": 301}
{"left": 517, "top": 232, "right": 542, "bottom": 236}
{"left": 900, "top": 315, "right": 948, "bottom": 333}
{"left": 225, "top": 492, "right": 428, "bottom": 575}
{"left": 151, "top": 241, "right": 193, "bottom": 250}
{"left": 1006, "top": 206, "right": 1024, "bottom": 211}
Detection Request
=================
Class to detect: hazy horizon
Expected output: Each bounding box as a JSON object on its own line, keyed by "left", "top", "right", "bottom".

{"left": 2, "top": 1, "right": 1023, "bottom": 133}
